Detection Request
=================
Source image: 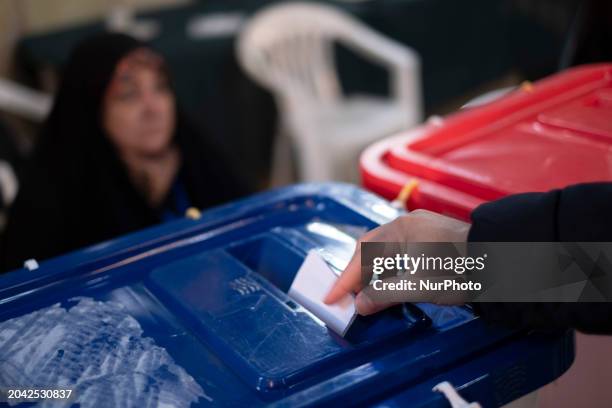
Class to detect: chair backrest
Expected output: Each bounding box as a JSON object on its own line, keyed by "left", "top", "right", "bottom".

{"left": 238, "top": 3, "right": 355, "bottom": 102}
{"left": 238, "top": 2, "right": 378, "bottom": 106}
{"left": 238, "top": 2, "right": 421, "bottom": 112}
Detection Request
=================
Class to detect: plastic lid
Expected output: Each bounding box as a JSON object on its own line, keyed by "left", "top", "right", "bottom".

{"left": 382, "top": 65, "right": 612, "bottom": 200}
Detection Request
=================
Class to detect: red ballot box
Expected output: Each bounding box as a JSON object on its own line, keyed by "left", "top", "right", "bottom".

{"left": 361, "top": 64, "right": 612, "bottom": 221}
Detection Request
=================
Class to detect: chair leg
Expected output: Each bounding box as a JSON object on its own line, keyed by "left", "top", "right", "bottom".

{"left": 269, "top": 126, "right": 296, "bottom": 187}
{"left": 296, "top": 136, "right": 333, "bottom": 182}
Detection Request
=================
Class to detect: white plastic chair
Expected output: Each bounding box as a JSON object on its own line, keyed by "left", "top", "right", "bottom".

{"left": 0, "top": 78, "right": 52, "bottom": 122}
{"left": 237, "top": 2, "right": 422, "bottom": 184}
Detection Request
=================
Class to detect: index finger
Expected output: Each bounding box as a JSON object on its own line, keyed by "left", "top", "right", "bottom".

{"left": 323, "top": 248, "right": 363, "bottom": 304}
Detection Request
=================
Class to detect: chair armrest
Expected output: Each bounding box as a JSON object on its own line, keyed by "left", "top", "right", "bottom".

{"left": 338, "top": 22, "right": 423, "bottom": 124}
{"left": 0, "top": 78, "right": 52, "bottom": 122}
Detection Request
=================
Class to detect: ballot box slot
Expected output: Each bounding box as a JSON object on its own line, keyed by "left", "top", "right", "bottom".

{"left": 146, "top": 236, "right": 432, "bottom": 392}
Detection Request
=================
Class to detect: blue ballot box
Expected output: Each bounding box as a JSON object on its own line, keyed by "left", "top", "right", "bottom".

{"left": 0, "top": 183, "right": 573, "bottom": 407}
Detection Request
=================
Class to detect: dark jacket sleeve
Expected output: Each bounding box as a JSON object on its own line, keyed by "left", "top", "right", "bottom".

{"left": 468, "top": 182, "right": 612, "bottom": 334}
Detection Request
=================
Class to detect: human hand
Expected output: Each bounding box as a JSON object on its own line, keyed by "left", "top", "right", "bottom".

{"left": 323, "top": 209, "right": 471, "bottom": 315}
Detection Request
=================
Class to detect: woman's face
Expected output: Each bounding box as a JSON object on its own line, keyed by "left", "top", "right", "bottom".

{"left": 102, "top": 49, "right": 176, "bottom": 158}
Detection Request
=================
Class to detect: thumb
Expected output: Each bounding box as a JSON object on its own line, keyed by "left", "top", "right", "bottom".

{"left": 355, "top": 291, "right": 399, "bottom": 316}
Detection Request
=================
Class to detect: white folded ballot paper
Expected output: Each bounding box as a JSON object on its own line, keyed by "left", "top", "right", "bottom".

{"left": 288, "top": 251, "right": 357, "bottom": 337}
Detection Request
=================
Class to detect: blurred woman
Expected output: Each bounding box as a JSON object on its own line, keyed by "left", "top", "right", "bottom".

{"left": 1, "top": 33, "right": 249, "bottom": 271}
